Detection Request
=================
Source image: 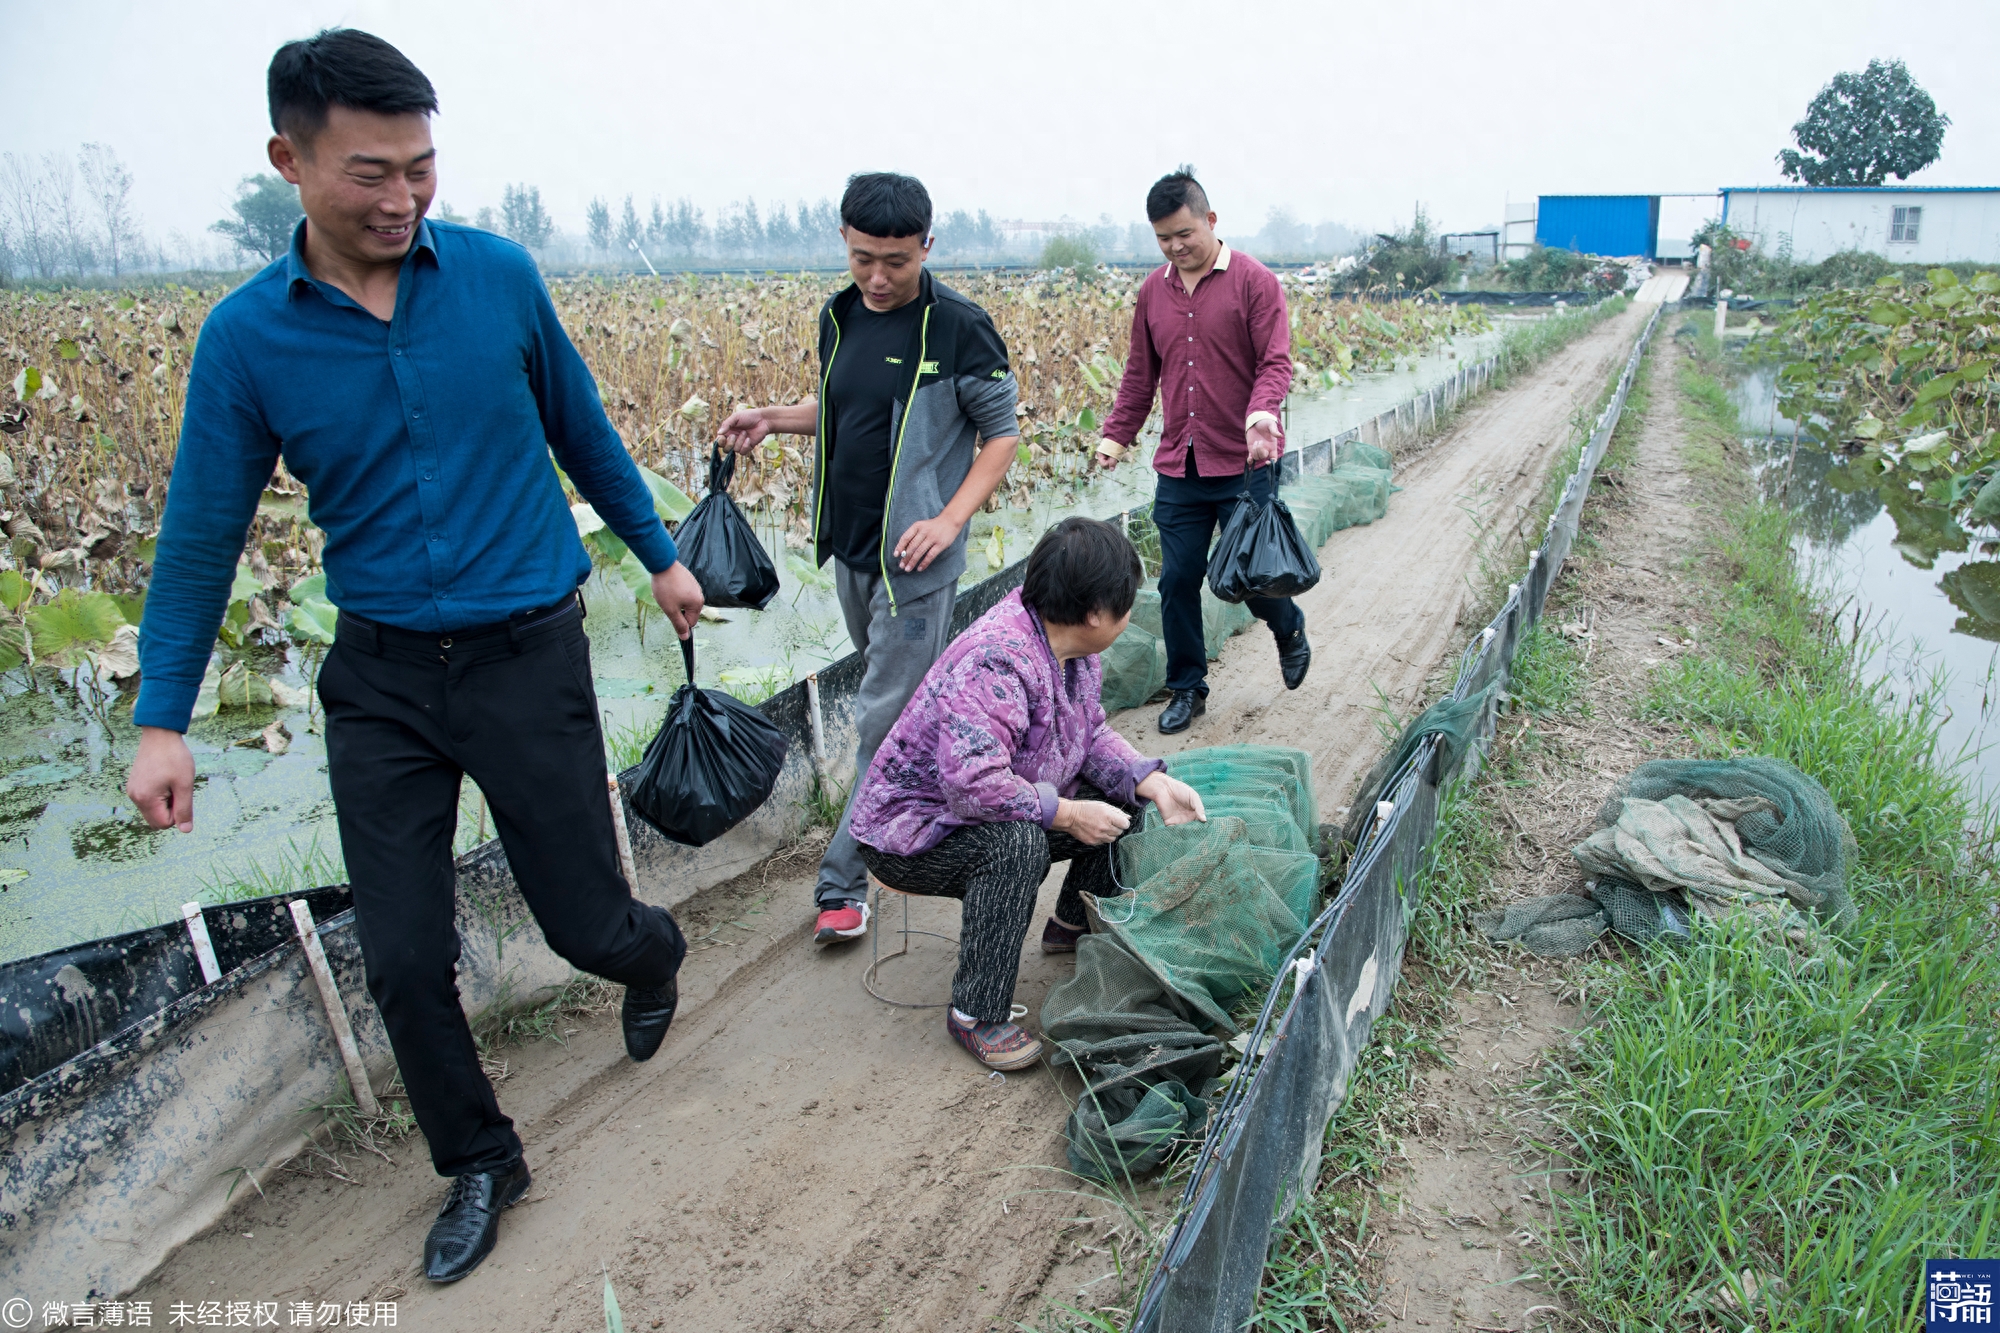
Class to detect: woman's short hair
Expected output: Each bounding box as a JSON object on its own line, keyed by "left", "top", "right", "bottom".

{"left": 1022, "top": 517, "right": 1143, "bottom": 625}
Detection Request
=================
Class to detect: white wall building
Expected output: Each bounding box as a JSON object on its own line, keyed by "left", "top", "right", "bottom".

{"left": 1721, "top": 187, "right": 2000, "bottom": 265}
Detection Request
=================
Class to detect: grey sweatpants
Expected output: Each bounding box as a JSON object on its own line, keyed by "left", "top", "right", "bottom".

{"left": 816, "top": 562, "right": 957, "bottom": 905}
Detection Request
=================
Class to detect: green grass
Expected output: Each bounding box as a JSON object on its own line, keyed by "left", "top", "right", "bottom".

{"left": 197, "top": 829, "right": 345, "bottom": 903}
{"left": 1467, "top": 310, "right": 1648, "bottom": 621}
{"left": 1525, "top": 358, "right": 2000, "bottom": 1330}
{"left": 1491, "top": 296, "right": 1629, "bottom": 391}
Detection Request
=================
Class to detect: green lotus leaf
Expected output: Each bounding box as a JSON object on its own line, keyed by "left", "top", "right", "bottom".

{"left": 285, "top": 598, "right": 337, "bottom": 645}
{"left": 639, "top": 465, "right": 694, "bottom": 522}
{"left": 0, "top": 570, "right": 32, "bottom": 614}
{"left": 26, "top": 589, "right": 125, "bottom": 666}
{"left": 618, "top": 549, "right": 653, "bottom": 601}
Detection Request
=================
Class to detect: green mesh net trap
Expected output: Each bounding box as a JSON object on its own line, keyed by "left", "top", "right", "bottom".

{"left": 1100, "top": 621, "right": 1167, "bottom": 711}
{"left": 1041, "top": 744, "right": 1321, "bottom": 1181}
{"left": 1475, "top": 756, "right": 1859, "bottom": 957}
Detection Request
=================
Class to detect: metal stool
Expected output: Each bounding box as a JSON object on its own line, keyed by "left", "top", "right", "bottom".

{"left": 861, "top": 875, "right": 959, "bottom": 1009}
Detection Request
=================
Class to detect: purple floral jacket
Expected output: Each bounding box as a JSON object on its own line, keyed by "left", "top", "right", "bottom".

{"left": 849, "top": 589, "right": 1163, "bottom": 857}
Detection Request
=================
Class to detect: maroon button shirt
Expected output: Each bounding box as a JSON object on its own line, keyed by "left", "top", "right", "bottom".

{"left": 1101, "top": 244, "right": 1294, "bottom": 478}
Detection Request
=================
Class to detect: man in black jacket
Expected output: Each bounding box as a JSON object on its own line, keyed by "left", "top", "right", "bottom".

{"left": 717, "top": 173, "right": 1019, "bottom": 945}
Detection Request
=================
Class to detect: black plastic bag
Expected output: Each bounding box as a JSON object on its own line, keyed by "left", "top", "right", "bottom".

{"left": 1207, "top": 470, "right": 1322, "bottom": 603}
{"left": 676, "top": 447, "right": 780, "bottom": 610}
{"left": 628, "top": 637, "right": 789, "bottom": 847}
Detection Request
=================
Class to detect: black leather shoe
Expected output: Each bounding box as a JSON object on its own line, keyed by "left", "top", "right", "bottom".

{"left": 622, "top": 905, "right": 687, "bottom": 1062}
{"left": 622, "top": 977, "right": 679, "bottom": 1062}
{"left": 1157, "top": 689, "right": 1206, "bottom": 735}
{"left": 1277, "top": 629, "right": 1311, "bottom": 691}
{"left": 424, "top": 1158, "right": 531, "bottom": 1283}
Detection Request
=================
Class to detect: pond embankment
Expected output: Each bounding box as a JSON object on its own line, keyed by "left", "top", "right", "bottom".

{"left": 1285, "top": 323, "right": 2000, "bottom": 1331}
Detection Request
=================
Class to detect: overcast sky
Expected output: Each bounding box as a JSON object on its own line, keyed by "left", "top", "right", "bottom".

{"left": 8, "top": 0, "right": 1996, "bottom": 246}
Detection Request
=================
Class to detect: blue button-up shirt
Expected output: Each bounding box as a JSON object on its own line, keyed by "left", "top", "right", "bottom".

{"left": 134, "top": 219, "right": 678, "bottom": 731}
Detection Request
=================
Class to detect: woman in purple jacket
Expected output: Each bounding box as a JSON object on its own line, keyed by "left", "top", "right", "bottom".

{"left": 849, "top": 517, "right": 1207, "bottom": 1070}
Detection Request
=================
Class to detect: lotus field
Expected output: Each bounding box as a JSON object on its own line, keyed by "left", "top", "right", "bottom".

{"left": 0, "top": 270, "right": 1488, "bottom": 701}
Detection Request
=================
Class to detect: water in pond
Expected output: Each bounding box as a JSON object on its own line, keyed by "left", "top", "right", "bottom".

{"left": 0, "top": 327, "right": 1505, "bottom": 963}
{"left": 1736, "top": 372, "right": 2000, "bottom": 802}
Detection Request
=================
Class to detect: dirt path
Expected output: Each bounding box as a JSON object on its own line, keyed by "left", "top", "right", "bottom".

{"left": 1120, "top": 304, "right": 1646, "bottom": 813}
{"left": 133, "top": 306, "right": 1647, "bottom": 1333}
{"left": 1371, "top": 330, "right": 1717, "bottom": 1331}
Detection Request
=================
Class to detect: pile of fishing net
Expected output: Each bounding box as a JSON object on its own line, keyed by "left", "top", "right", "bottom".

{"left": 1475, "top": 756, "right": 1859, "bottom": 957}
{"left": 1041, "top": 745, "right": 1324, "bottom": 1181}
{"left": 1098, "top": 442, "right": 1396, "bottom": 711}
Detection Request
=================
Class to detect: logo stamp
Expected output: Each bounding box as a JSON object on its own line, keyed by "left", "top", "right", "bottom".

{"left": 1928, "top": 1260, "right": 1998, "bottom": 1328}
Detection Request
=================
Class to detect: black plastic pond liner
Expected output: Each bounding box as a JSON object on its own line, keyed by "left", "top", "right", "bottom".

{"left": 1128, "top": 305, "right": 1659, "bottom": 1333}
{"left": 627, "top": 635, "right": 789, "bottom": 847}
{"left": 0, "top": 883, "right": 353, "bottom": 1099}
{"left": 1207, "top": 475, "right": 1322, "bottom": 605}
{"left": 678, "top": 447, "right": 781, "bottom": 611}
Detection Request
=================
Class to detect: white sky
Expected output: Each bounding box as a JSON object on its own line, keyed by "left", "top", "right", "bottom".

{"left": 8, "top": 0, "right": 1997, "bottom": 245}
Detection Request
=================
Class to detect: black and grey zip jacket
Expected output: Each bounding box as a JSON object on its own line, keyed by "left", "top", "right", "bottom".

{"left": 811, "top": 268, "right": 1020, "bottom": 613}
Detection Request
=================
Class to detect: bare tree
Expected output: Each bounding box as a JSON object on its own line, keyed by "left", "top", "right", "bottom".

{"left": 43, "top": 152, "right": 95, "bottom": 277}
{"left": 77, "top": 143, "right": 141, "bottom": 278}
{"left": 0, "top": 153, "right": 54, "bottom": 279}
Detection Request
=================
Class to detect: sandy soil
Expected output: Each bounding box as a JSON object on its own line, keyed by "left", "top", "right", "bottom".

{"left": 1373, "top": 975, "right": 1572, "bottom": 1331}
{"left": 1371, "top": 328, "right": 1720, "bottom": 1332}
{"left": 132, "top": 305, "right": 1647, "bottom": 1333}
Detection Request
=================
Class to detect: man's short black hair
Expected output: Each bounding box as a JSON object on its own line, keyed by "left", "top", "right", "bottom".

{"left": 268, "top": 28, "right": 438, "bottom": 145}
{"left": 841, "top": 173, "right": 932, "bottom": 240}
{"left": 1023, "top": 517, "right": 1143, "bottom": 626}
{"left": 1146, "top": 166, "right": 1211, "bottom": 224}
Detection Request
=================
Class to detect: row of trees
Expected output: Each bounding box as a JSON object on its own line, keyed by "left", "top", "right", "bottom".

{"left": 1, "top": 145, "right": 171, "bottom": 280}
{"left": 0, "top": 141, "right": 1402, "bottom": 281}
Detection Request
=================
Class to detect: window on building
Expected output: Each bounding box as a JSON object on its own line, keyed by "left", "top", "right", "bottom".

{"left": 1890, "top": 206, "right": 1922, "bottom": 244}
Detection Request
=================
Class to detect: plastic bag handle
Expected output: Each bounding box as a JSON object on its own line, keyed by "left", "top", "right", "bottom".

{"left": 1239, "top": 457, "right": 1279, "bottom": 501}
{"left": 708, "top": 445, "right": 737, "bottom": 495}
{"left": 679, "top": 632, "right": 696, "bottom": 688}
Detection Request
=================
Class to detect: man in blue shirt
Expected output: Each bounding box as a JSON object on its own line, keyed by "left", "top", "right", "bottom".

{"left": 122, "top": 29, "right": 703, "bottom": 1284}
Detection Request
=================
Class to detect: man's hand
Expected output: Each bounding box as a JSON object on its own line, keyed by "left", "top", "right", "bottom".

{"left": 1245, "top": 418, "right": 1284, "bottom": 466}
{"left": 128, "top": 726, "right": 196, "bottom": 832}
{"left": 716, "top": 406, "right": 770, "bottom": 455}
{"left": 1054, "top": 799, "right": 1132, "bottom": 847}
{"left": 1137, "top": 770, "right": 1207, "bottom": 826}
{"left": 891, "top": 515, "right": 963, "bottom": 573}
{"left": 651, "top": 562, "right": 705, "bottom": 638}
{"left": 1096, "top": 439, "right": 1125, "bottom": 471}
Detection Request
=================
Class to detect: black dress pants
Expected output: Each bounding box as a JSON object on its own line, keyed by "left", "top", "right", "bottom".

{"left": 1154, "top": 463, "right": 1306, "bottom": 695}
{"left": 319, "top": 600, "right": 684, "bottom": 1177}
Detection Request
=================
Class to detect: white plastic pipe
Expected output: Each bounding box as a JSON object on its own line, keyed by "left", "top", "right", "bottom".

{"left": 805, "top": 672, "right": 829, "bottom": 774}
{"left": 607, "top": 774, "right": 638, "bottom": 891}
{"left": 289, "top": 899, "right": 379, "bottom": 1119}
{"left": 1714, "top": 288, "right": 1733, "bottom": 340}
{"left": 181, "top": 902, "right": 220, "bottom": 985}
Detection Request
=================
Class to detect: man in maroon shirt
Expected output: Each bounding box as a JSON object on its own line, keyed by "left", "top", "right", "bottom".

{"left": 1097, "top": 168, "right": 1310, "bottom": 733}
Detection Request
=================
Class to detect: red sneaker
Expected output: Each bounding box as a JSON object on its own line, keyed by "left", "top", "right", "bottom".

{"left": 814, "top": 898, "right": 869, "bottom": 945}
{"left": 946, "top": 1009, "right": 1044, "bottom": 1071}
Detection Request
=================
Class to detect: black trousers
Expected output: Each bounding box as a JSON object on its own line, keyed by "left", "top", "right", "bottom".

{"left": 857, "top": 785, "right": 1131, "bottom": 1022}
{"left": 1154, "top": 464, "right": 1306, "bottom": 695}
{"left": 320, "top": 600, "right": 684, "bottom": 1177}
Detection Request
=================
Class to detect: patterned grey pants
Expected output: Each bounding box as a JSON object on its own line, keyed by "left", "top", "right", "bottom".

{"left": 858, "top": 787, "right": 1132, "bottom": 1022}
